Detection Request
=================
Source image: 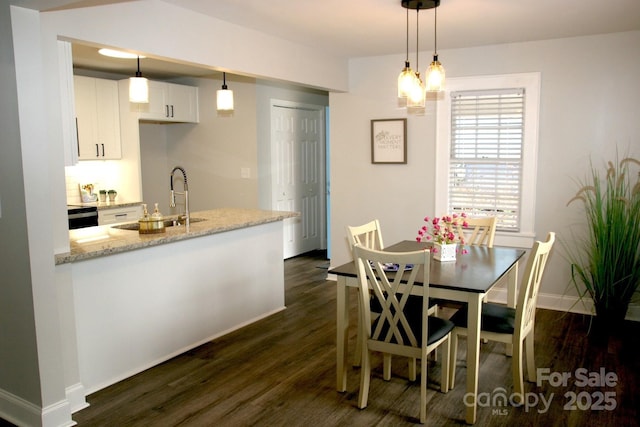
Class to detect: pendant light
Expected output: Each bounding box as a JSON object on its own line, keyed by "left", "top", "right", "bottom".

{"left": 426, "top": 1, "right": 445, "bottom": 92}
{"left": 406, "top": 5, "right": 425, "bottom": 108}
{"left": 129, "top": 56, "right": 149, "bottom": 103}
{"left": 216, "top": 72, "right": 234, "bottom": 112}
{"left": 397, "top": 6, "right": 417, "bottom": 98}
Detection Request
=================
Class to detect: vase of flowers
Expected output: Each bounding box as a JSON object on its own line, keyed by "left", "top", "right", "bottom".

{"left": 416, "top": 213, "right": 469, "bottom": 262}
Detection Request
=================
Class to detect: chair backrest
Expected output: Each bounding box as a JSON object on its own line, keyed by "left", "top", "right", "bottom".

{"left": 514, "top": 232, "right": 556, "bottom": 339}
{"left": 346, "top": 220, "right": 384, "bottom": 250}
{"left": 353, "top": 244, "right": 431, "bottom": 350}
{"left": 456, "top": 216, "right": 497, "bottom": 247}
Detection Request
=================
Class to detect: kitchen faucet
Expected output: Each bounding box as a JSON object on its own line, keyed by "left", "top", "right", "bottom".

{"left": 170, "top": 166, "right": 189, "bottom": 227}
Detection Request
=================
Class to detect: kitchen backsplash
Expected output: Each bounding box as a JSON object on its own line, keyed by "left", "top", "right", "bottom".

{"left": 65, "top": 161, "right": 131, "bottom": 204}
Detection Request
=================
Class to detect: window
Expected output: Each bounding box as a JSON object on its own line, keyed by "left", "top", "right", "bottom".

{"left": 436, "top": 73, "right": 540, "bottom": 248}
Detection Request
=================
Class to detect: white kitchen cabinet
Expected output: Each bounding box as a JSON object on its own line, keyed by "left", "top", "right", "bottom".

{"left": 74, "top": 75, "right": 122, "bottom": 160}
{"left": 137, "top": 80, "right": 199, "bottom": 123}
{"left": 98, "top": 205, "right": 142, "bottom": 225}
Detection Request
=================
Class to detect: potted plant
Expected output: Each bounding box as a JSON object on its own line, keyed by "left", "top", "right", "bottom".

{"left": 565, "top": 156, "right": 640, "bottom": 332}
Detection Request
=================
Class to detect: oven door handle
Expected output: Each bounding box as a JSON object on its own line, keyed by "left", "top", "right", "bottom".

{"left": 68, "top": 211, "right": 98, "bottom": 219}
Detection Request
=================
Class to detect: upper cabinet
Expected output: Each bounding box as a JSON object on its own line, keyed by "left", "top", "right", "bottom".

{"left": 74, "top": 75, "right": 122, "bottom": 160}
{"left": 136, "top": 81, "right": 199, "bottom": 123}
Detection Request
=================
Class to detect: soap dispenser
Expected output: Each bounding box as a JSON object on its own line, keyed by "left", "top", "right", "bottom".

{"left": 141, "top": 203, "right": 149, "bottom": 219}
{"left": 151, "top": 203, "right": 163, "bottom": 220}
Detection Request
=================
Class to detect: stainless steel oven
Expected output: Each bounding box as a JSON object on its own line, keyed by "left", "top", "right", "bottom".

{"left": 68, "top": 205, "right": 99, "bottom": 229}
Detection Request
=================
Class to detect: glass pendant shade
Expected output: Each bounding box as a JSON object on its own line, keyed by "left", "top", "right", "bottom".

{"left": 217, "top": 72, "right": 234, "bottom": 111}
{"left": 129, "top": 56, "right": 149, "bottom": 103}
{"left": 426, "top": 56, "right": 446, "bottom": 92}
{"left": 129, "top": 76, "right": 149, "bottom": 103}
{"left": 406, "top": 73, "right": 426, "bottom": 108}
{"left": 216, "top": 88, "right": 234, "bottom": 111}
{"left": 398, "top": 62, "right": 417, "bottom": 98}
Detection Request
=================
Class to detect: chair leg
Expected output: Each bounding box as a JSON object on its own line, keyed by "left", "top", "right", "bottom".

{"left": 408, "top": 358, "right": 416, "bottom": 382}
{"left": 512, "top": 339, "right": 525, "bottom": 403}
{"left": 354, "top": 297, "right": 363, "bottom": 367}
{"left": 525, "top": 333, "right": 536, "bottom": 383}
{"left": 448, "top": 331, "right": 458, "bottom": 389}
{"left": 420, "top": 351, "right": 428, "bottom": 424}
{"left": 383, "top": 353, "right": 392, "bottom": 381}
{"left": 440, "top": 336, "right": 451, "bottom": 393}
{"left": 358, "top": 347, "right": 371, "bottom": 409}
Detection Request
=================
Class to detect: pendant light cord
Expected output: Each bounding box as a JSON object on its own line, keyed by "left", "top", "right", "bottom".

{"left": 222, "top": 72, "right": 228, "bottom": 90}
{"left": 415, "top": 6, "right": 420, "bottom": 71}
{"left": 405, "top": 7, "right": 409, "bottom": 62}
{"left": 135, "top": 56, "right": 142, "bottom": 78}
{"left": 434, "top": 4, "right": 438, "bottom": 57}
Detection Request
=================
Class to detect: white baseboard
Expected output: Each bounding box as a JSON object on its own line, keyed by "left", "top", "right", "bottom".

{"left": 0, "top": 387, "right": 75, "bottom": 427}
{"left": 487, "top": 288, "right": 640, "bottom": 321}
{"left": 65, "top": 383, "right": 88, "bottom": 414}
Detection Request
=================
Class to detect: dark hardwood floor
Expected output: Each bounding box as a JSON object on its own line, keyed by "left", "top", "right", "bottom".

{"left": 5, "top": 251, "right": 638, "bottom": 426}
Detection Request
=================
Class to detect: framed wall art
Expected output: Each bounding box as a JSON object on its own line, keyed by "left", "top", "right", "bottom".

{"left": 370, "top": 118, "right": 407, "bottom": 164}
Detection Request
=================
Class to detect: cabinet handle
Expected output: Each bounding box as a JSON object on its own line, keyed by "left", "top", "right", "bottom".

{"left": 95, "top": 144, "right": 99, "bottom": 157}
{"left": 171, "top": 105, "right": 174, "bottom": 117}
{"left": 101, "top": 143, "right": 105, "bottom": 157}
{"left": 75, "top": 118, "right": 80, "bottom": 157}
{"left": 115, "top": 214, "right": 127, "bottom": 219}
{"left": 165, "top": 105, "right": 170, "bottom": 118}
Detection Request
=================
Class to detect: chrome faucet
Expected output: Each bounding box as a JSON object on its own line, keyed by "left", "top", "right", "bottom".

{"left": 170, "top": 166, "right": 189, "bottom": 227}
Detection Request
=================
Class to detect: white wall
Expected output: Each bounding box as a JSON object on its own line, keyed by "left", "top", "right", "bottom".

{"left": 330, "top": 31, "right": 640, "bottom": 314}
{"left": 1, "top": 1, "right": 343, "bottom": 424}
{"left": 1, "top": 5, "right": 72, "bottom": 426}
{"left": 140, "top": 75, "right": 330, "bottom": 215}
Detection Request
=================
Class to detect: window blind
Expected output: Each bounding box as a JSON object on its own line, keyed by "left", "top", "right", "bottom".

{"left": 448, "top": 88, "right": 525, "bottom": 231}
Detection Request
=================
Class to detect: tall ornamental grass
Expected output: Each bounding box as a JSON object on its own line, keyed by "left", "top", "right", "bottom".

{"left": 566, "top": 157, "right": 640, "bottom": 320}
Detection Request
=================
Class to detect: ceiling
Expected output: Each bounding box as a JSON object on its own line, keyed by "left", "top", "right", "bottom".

{"left": 14, "top": 0, "right": 640, "bottom": 79}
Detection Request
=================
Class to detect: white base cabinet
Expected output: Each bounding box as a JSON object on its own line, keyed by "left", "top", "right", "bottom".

{"left": 74, "top": 75, "right": 122, "bottom": 160}
{"left": 98, "top": 205, "right": 142, "bottom": 225}
{"left": 135, "top": 80, "right": 199, "bottom": 123}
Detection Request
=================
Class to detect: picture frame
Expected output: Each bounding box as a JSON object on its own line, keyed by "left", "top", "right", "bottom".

{"left": 371, "top": 118, "right": 407, "bottom": 164}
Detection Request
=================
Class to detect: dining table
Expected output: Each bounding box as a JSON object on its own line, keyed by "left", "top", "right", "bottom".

{"left": 328, "top": 240, "right": 526, "bottom": 424}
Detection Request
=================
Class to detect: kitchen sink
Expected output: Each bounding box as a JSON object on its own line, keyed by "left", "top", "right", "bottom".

{"left": 111, "top": 217, "right": 207, "bottom": 231}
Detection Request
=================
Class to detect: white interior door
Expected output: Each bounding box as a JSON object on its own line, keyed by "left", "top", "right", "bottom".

{"left": 271, "top": 102, "right": 325, "bottom": 258}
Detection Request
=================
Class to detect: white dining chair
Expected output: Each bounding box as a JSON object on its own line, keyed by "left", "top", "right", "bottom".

{"left": 346, "top": 219, "right": 385, "bottom": 251}
{"left": 455, "top": 216, "right": 498, "bottom": 248}
{"left": 448, "top": 232, "right": 556, "bottom": 401}
{"left": 346, "top": 220, "right": 437, "bottom": 372}
{"left": 353, "top": 244, "right": 454, "bottom": 423}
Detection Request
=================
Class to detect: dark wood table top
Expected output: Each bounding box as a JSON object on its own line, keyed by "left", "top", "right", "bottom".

{"left": 329, "top": 240, "right": 526, "bottom": 294}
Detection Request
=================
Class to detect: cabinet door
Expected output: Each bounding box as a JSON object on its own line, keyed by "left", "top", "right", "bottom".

{"left": 75, "top": 76, "right": 99, "bottom": 159}
{"left": 138, "top": 80, "right": 170, "bottom": 120}
{"left": 95, "top": 79, "right": 122, "bottom": 159}
{"left": 74, "top": 76, "right": 122, "bottom": 160}
{"left": 168, "top": 83, "right": 199, "bottom": 123}
{"left": 137, "top": 81, "right": 198, "bottom": 123}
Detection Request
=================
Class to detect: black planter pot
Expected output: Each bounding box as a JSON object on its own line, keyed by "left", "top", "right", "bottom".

{"left": 590, "top": 302, "right": 629, "bottom": 344}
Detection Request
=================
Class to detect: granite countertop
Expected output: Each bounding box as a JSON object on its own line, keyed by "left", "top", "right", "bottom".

{"left": 55, "top": 208, "right": 298, "bottom": 265}
{"left": 69, "top": 201, "right": 143, "bottom": 210}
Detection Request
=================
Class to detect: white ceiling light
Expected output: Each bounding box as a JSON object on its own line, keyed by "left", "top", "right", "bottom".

{"left": 129, "top": 56, "right": 149, "bottom": 103}
{"left": 406, "top": 3, "right": 425, "bottom": 109}
{"left": 425, "top": 1, "right": 445, "bottom": 92}
{"left": 216, "top": 72, "right": 234, "bottom": 112}
{"left": 98, "top": 48, "right": 145, "bottom": 60}
{"left": 397, "top": 6, "right": 417, "bottom": 99}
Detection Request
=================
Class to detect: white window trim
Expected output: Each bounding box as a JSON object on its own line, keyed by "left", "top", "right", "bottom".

{"left": 435, "top": 72, "right": 541, "bottom": 248}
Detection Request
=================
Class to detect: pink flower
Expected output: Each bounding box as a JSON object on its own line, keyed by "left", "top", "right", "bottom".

{"left": 415, "top": 212, "right": 469, "bottom": 256}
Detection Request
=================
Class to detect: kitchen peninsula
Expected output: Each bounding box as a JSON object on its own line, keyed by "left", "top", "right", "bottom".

{"left": 55, "top": 208, "right": 298, "bottom": 398}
